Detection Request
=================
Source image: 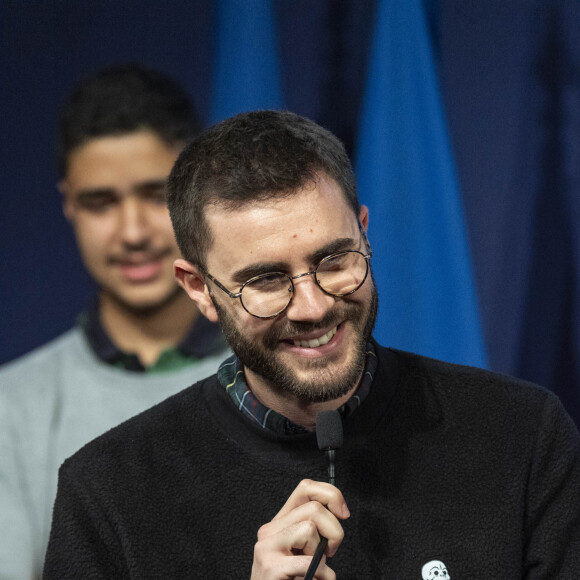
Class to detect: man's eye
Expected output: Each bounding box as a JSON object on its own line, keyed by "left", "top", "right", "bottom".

{"left": 319, "top": 253, "right": 348, "bottom": 272}
{"left": 77, "top": 195, "right": 118, "bottom": 212}
{"left": 140, "top": 186, "right": 167, "bottom": 204}
{"left": 248, "top": 274, "right": 287, "bottom": 292}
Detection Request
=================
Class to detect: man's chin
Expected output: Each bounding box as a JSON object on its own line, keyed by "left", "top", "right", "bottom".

{"left": 266, "top": 373, "right": 359, "bottom": 404}
{"left": 100, "top": 285, "right": 184, "bottom": 316}
{"left": 253, "top": 349, "right": 365, "bottom": 404}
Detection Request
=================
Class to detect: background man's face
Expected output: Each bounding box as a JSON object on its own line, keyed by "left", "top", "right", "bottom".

{"left": 202, "top": 174, "right": 377, "bottom": 403}
{"left": 61, "top": 130, "right": 184, "bottom": 313}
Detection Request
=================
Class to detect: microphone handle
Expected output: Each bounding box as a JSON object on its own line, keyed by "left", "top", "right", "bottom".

{"left": 304, "top": 449, "right": 336, "bottom": 580}
{"left": 304, "top": 537, "right": 327, "bottom": 580}
{"left": 327, "top": 449, "right": 335, "bottom": 486}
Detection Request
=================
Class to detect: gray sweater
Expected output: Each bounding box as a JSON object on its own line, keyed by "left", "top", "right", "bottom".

{"left": 0, "top": 327, "right": 229, "bottom": 580}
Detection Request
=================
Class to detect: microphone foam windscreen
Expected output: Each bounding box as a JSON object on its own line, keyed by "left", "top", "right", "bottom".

{"left": 316, "top": 410, "right": 343, "bottom": 450}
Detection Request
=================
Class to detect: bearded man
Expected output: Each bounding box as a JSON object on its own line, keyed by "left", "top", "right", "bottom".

{"left": 44, "top": 110, "right": 580, "bottom": 579}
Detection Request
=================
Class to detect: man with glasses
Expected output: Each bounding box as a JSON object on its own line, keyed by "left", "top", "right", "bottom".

{"left": 44, "top": 111, "right": 580, "bottom": 578}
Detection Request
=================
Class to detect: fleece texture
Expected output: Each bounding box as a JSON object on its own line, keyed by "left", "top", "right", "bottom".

{"left": 43, "top": 344, "right": 580, "bottom": 579}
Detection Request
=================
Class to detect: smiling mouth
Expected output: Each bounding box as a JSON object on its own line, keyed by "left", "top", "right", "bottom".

{"left": 291, "top": 326, "right": 337, "bottom": 348}
{"left": 113, "top": 248, "right": 170, "bottom": 265}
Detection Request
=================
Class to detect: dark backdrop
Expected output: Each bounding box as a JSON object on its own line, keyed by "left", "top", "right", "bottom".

{"left": 1, "top": 0, "right": 579, "bottom": 426}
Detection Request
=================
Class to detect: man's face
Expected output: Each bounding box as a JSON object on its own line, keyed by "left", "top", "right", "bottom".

{"left": 202, "top": 174, "right": 377, "bottom": 403}
{"left": 61, "top": 130, "right": 184, "bottom": 313}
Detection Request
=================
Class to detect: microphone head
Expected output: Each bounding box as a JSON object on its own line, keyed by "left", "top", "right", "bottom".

{"left": 316, "top": 410, "right": 343, "bottom": 450}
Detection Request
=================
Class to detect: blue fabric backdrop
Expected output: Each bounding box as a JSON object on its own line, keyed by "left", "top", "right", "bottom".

{"left": 356, "top": 0, "right": 487, "bottom": 367}
{"left": 209, "top": 0, "right": 284, "bottom": 123}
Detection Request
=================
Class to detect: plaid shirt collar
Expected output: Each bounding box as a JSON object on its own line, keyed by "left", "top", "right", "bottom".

{"left": 217, "top": 342, "right": 378, "bottom": 435}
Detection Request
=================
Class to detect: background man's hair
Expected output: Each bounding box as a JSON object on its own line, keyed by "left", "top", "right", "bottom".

{"left": 167, "top": 109, "right": 361, "bottom": 271}
{"left": 57, "top": 62, "right": 201, "bottom": 177}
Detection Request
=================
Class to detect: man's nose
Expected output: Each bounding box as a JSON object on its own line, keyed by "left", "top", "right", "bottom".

{"left": 118, "top": 198, "right": 150, "bottom": 247}
{"left": 285, "top": 275, "right": 335, "bottom": 322}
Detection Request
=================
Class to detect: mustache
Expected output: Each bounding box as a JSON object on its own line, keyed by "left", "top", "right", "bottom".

{"left": 262, "top": 303, "right": 362, "bottom": 349}
{"left": 108, "top": 247, "right": 170, "bottom": 264}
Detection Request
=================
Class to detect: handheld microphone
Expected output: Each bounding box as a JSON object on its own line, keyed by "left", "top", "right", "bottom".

{"left": 316, "top": 409, "right": 343, "bottom": 484}
{"left": 304, "top": 410, "right": 343, "bottom": 580}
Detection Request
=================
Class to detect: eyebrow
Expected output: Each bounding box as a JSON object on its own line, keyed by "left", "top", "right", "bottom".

{"left": 75, "top": 188, "right": 116, "bottom": 203}
{"left": 74, "top": 179, "right": 167, "bottom": 200}
{"left": 134, "top": 178, "right": 168, "bottom": 195}
{"left": 230, "top": 236, "right": 358, "bottom": 285}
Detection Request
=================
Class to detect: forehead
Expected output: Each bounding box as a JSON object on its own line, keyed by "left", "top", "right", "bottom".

{"left": 204, "top": 174, "right": 358, "bottom": 275}
{"left": 65, "top": 130, "right": 181, "bottom": 191}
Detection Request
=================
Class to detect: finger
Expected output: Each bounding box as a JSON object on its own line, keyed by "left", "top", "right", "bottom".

{"left": 273, "top": 479, "right": 350, "bottom": 521}
{"left": 253, "top": 525, "right": 336, "bottom": 580}
{"left": 289, "top": 555, "right": 335, "bottom": 580}
{"left": 259, "top": 501, "right": 344, "bottom": 555}
{"left": 251, "top": 555, "right": 335, "bottom": 580}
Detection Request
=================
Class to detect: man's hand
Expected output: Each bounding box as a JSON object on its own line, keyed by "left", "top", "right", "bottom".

{"left": 250, "top": 479, "right": 350, "bottom": 579}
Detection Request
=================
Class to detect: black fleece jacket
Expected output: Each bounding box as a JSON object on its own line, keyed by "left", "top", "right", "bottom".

{"left": 44, "top": 344, "right": 580, "bottom": 578}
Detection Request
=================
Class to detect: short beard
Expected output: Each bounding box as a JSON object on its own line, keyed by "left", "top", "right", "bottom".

{"left": 212, "top": 284, "right": 378, "bottom": 404}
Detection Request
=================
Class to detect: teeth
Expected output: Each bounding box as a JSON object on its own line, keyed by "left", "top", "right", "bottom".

{"left": 292, "top": 327, "right": 337, "bottom": 348}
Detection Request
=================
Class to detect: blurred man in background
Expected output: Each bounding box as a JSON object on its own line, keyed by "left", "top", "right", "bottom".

{"left": 0, "top": 63, "right": 229, "bottom": 579}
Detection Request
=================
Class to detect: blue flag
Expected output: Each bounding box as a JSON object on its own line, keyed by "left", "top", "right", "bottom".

{"left": 209, "top": 0, "right": 284, "bottom": 124}
{"left": 355, "top": 0, "right": 487, "bottom": 367}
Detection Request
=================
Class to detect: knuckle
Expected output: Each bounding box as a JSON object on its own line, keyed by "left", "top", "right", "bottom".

{"left": 306, "top": 500, "right": 327, "bottom": 517}
{"left": 256, "top": 522, "right": 271, "bottom": 541}
{"left": 302, "top": 519, "right": 318, "bottom": 536}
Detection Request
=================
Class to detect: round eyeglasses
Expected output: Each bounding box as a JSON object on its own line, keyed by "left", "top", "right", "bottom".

{"left": 205, "top": 249, "right": 372, "bottom": 319}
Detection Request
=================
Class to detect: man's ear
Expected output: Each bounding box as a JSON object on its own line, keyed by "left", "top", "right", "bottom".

{"left": 174, "top": 259, "right": 219, "bottom": 323}
{"left": 359, "top": 205, "right": 369, "bottom": 232}
{"left": 58, "top": 180, "right": 75, "bottom": 222}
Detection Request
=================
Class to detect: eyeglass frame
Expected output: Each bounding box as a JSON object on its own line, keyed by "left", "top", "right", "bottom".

{"left": 203, "top": 224, "right": 372, "bottom": 319}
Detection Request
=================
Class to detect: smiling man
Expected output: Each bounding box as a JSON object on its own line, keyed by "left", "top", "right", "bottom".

{"left": 61, "top": 130, "right": 186, "bottom": 332}
{"left": 44, "top": 111, "right": 580, "bottom": 579}
{"left": 186, "top": 174, "right": 377, "bottom": 429}
{"left": 0, "top": 64, "right": 229, "bottom": 580}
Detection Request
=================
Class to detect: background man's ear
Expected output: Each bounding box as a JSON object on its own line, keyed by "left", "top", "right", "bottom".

{"left": 174, "top": 259, "right": 219, "bottom": 322}
{"left": 58, "top": 180, "right": 75, "bottom": 222}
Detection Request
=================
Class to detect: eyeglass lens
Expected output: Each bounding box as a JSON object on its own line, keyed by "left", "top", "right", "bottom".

{"left": 241, "top": 251, "right": 368, "bottom": 318}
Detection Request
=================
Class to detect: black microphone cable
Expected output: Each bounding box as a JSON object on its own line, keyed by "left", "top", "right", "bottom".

{"left": 304, "top": 410, "right": 343, "bottom": 580}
